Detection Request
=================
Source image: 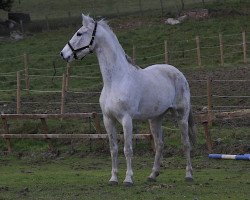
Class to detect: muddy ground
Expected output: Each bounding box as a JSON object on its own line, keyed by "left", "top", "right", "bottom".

{"left": 1, "top": 65, "right": 249, "bottom": 115}
{"left": 0, "top": 65, "right": 249, "bottom": 156}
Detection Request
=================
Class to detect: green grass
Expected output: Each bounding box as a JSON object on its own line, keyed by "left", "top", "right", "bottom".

{"left": 0, "top": 2, "right": 249, "bottom": 199}
{"left": 0, "top": 0, "right": 218, "bottom": 20}
{"left": 0, "top": 1, "right": 249, "bottom": 154}
{"left": 0, "top": 155, "right": 249, "bottom": 200}
{"left": 0, "top": 5, "right": 249, "bottom": 92}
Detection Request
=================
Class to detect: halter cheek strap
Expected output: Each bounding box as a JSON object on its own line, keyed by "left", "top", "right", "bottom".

{"left": 68, "top": 21, "right": 98, "bottom": 60}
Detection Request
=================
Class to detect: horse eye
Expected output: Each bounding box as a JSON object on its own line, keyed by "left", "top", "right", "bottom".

{"left": 77, "top": 32, "right": 82, "bottom": 36}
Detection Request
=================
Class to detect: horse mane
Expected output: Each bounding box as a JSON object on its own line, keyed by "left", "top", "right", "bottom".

{"left": 98, "top": 19, "right": 140, "bottom": 69}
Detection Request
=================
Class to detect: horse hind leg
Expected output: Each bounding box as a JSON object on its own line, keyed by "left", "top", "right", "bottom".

{"left": 148, "top": 117, "right": 164, "bottom": 182}
{"left": 176, "top": 108, "right": 193, "bottom": 182}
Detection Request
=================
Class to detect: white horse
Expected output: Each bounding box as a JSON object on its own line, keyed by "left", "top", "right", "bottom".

{"left": 61, "top": 14, "right": 196, "bottom": 186}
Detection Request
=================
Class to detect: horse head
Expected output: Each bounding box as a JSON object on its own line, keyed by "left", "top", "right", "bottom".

{"left": 60, "top": 14, "right": 97, "bottom": 62}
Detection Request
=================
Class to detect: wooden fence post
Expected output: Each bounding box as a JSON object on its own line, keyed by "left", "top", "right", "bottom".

{"left": 242, "top": 31, "right": 247, "bottom": 64}
{"left": 164, "top": 40, "right": 168, "bottom": 64}
{"left": 23, "top": 53, "right": 30, "bottom": 94}
{"left": 68, "top": 11, "right": 71, "bottom": 19}
{"left": 40, "top": 118, "right": 53, "bottom": 150}
{"left": 91, "top": 0, "right": 96, "bottom": 18}
{"left": 159, "top": 0, "right": 164, "bottom": 16}
{"left": 2, "top": 118, "right": 12, "bottom": 154}
{"left": 20, "top": 20, "right": 24, "bottom": 34}
{"left": 207, "top": 76, "right": 213, "bottom": 126}
{"left": 138, "top": 0, "right": 143, "bottom": 16}
{"left": 202, "top": 121, "right": 213, "bottom": 153}
{"left": 219, "top": 33, "right": 224, "bottom": 67}
{"left": 16, "top": 71, "right": 21, "bottom": 114}
{"left": 196, "top": 36, "right": 202, "bottom": 68}
{"left": 132, "top": 45, "right": 136, "bottom": 64}
{"left": 65, "top": 63, "right": 71, "bottom": 92}
{"left": 60, "top": 74, "right": 66, "bottom": 115}
{"left": 68, "top": 11, "right": 72, "bottom": 27}
{"left": 45, "top": 15, "right": 50, "bottom": 31}
{"left": 92, "top": 112, "right": 101, "bottom": 134}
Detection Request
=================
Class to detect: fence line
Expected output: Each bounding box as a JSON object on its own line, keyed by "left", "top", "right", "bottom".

{"left": 213, "top": 106, "right": 250, "bottom": 108}
{"left": 0, "top": 55, "right": 23, "bottom": 62}
{"left": 200, "top": 45, "right": 220, "bottom": 49}
{"left": 136, "top": 43, "right": 163, "bottom": 49}
{"left": 213, "top": 80, "right": 250, "bottom": 82}
{"left": 212, "top": 95, "right": 250, "bottom": 98}
{"left": 0, "top": 89, "right": 17, "bottom": 92}
{"left": 0, "top": 74, "right": 17, "bottom": 77}
{"left": 29, "top": 67, "right": 64, "bottom": 71}
{"left": 0, "top": 36, "right": 247, "bottom": 80}
{"left": 191, "top": 95, "right": 207, "bottom": 98}
{"left": 0, "top": 31, "right": 249, "bottom": 73}
{"left": 29, "top": 75, "right": 63, "bottom": 78}
{"left": 67, "top": 91, "right": 101, "bottom": 94}
{"left": 0, "top": 75, "right": 248, "bottom": 129}
{"left": 22, "top": 101, "right": 61, "bottom": 105}
{"left": 0, "top": 32, "right": 249, "bottom": 124}
{"left": 0, "top": 29, "right": 248, "bottom": 154}
{"left": 136, "top": 53, "right": 165, "bottom": 60}
{"left": 27, "top": 89, "right": 61, "bottom": 93}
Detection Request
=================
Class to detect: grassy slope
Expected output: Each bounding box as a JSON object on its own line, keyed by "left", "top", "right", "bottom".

{"left": 0, "top": 2, "right": 249, "bottom": 199}
{"left": 0, "top": 0, "right": 216, "bottom": 20}
{"left": 0, "top": 155, "right": 249, "bottom": 200}
{"left": 0, "top": 2, "right": 249, "bottom": 88}
{"left": 0, "top": 1, "right": 249, "bottom": 151}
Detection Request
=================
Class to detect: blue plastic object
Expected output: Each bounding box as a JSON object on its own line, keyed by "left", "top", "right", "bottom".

{"left": 209, "top": 154, "right": 250, "bottom": 160}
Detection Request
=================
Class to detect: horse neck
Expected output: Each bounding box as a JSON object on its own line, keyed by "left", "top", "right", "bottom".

{"left": 95, "top": 26, "right": 130, "bottom": 87}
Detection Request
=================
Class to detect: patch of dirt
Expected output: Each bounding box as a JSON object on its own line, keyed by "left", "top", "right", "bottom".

{"left": 1, "top": 65, "right": 248, "bottom": 115}
{"left": 144, "top": 183, "right": 176, "bottom": 192}
{"left": 0, "top": 186, "right": 9, "bottom": 192}
{"left": 18, "top": 187, "right": 29, "bottom": 197}
{"left": 185, "top": 65, "right": 250, "bottom": 120}
{"left": 0, "top": 65, "right": 249, "bottom": 156}
{"left": 111, "top": 16, "right": 161, "bottom": 31}
{"left": 209, "top": 8, "right": 249, "bottom": 17}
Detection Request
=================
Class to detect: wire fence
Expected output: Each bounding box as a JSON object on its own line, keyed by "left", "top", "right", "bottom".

{"left": 0, "top": 31, "right": 248, "bottom": 72}
{"left": 0, "top": 31, "right": 249, "bottom": 129}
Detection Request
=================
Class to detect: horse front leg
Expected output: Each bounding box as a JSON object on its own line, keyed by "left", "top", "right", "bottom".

{"left": 122, "top": 115, "right": 134, "bottom": 186}
{"left": 103, "top": 115, "right": 119, "bottom": 185}
{"left": 148, "top": 118, "right": 164, "bottom": 182}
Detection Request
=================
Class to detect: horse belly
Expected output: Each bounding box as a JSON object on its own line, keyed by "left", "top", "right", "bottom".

{"left": 134, "top": 87, "right": 174, "bottom": 119}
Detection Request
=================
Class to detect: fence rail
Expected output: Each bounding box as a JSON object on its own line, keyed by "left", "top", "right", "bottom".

{"left": 0, "top": 30, "right": 249, "bottom": 154}
{"left": 0, "top": 112, "right": 153, "bottom": 153}
{"left": 0, "top": 31, "right": 248, "bottom": 74}
{"left": 0, "top": 71, "right": 249, "bottom": 124}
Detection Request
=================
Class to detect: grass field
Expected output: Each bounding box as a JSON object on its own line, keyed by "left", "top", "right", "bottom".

{"left": 0, "top": 0, "right": 217, "bottom": 20}
{"left": 0, "top": 154, "right": 249, "bottom": 200}
{"left": 0, "top": 1, "right": 249, "bottom": 199}
{"left": 0, "top": 1, "right": 249, "bottom": 92}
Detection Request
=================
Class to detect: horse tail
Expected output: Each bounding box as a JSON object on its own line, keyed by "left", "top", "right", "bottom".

{"left": 188, "top": 107, "right": 197, "bottom": 146}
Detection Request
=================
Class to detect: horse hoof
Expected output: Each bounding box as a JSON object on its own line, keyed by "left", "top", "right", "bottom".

{"left": 109, "top": 181, "right": 118, "bottom": 186}
{"left": 185, "top": 177, "right": 194, "bottom": 182}
{"left": 147, "top": 177, "right": 156, "bottom": 182}
{"left": 123, "top": 182, "right": 133, "bottom": 187}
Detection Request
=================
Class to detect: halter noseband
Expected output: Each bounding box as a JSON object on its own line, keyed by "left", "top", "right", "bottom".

{"left": 67, "top": 21, "right": 98, "bottom": 60}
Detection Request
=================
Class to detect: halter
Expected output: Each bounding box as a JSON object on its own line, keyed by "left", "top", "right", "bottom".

{"left": 67, "top": 21, "right": 98, "bottom": 60}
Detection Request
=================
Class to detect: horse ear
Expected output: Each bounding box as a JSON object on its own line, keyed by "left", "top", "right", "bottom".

{"left": 82, "top": 14, "right": 88, "bottom": 27}
{"left": 82, "top": 14, "right": 94, "bottom": 27}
